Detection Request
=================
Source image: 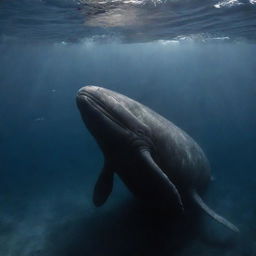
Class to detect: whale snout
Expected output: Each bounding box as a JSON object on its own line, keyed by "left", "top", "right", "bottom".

{"left": 76, "top": 86, "right": 101, "bottom": 101}
{"left": 77, "top": 85, "right": 100, "bottom": 96}
{"left": 76, "top": 85, "right": 102, "bottom": 109}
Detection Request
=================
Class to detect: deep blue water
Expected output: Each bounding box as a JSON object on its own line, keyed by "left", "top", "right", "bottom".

{"left": 0, "top": 1, "right": 256, "bottom": 256}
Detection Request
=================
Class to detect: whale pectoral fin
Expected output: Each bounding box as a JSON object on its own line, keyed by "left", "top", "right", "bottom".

{"left": 93, "top": 162, "right": 114, "bottom": 207}
{"left": 191, "top": 190, "right": 239, "bottom": 233}
{"left": 140, "top": 150, "right": 184, "bottom": 212}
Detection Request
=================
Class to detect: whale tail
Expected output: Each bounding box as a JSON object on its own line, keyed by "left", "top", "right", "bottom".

{"left": 191, "top": 190, "right": 239, "bottom": 233}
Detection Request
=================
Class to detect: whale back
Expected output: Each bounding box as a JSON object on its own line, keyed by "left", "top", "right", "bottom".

{"left": 114, "top": 93, "right": 211, "bottom": 193}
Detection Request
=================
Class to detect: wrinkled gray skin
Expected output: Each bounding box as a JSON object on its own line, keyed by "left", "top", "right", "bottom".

{"left": 76, "top": 86, "right": 239, "bottom": 233}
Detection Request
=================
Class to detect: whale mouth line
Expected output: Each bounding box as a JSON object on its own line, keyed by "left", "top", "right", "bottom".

{"left": 78, "top": 91, "right": 129, "bottom": 131}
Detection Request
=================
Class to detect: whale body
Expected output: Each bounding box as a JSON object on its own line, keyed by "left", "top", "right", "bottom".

{"left": 76, "top": 85, "right": 239, "bottom": 233}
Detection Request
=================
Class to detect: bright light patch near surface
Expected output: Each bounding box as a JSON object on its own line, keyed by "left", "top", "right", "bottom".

{"left": 214, "top": 0, "right": 243, "bottom": 8}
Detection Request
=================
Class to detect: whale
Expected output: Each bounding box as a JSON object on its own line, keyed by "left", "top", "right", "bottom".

{"left": 76, "top": 85, "right": 239, "bottom": 233}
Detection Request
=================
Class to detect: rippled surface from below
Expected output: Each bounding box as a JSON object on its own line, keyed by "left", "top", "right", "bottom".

{"left": 0, "top": 0, "right": 256, "bottom": 43}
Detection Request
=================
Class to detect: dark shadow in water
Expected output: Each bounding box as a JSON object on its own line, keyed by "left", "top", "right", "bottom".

{"left": 199, "top": 225, "right": 256, "bottom": 256}
{"left": 46, "top": 199, "right": 201, "bottom": 256}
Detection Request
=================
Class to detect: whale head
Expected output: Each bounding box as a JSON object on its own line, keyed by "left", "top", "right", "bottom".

{"left": 76, "top": 86, "right": 152, "bottom": 156}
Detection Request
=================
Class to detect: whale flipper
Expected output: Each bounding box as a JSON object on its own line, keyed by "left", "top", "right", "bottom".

{"left": 191, "top": 190, "right": 239, "bottom": 233}
{"left": 93, "top": 162, "right": 114, "bottom": 207}
{"left": 140, "top": 150, "right": 184, "bottom": 211}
